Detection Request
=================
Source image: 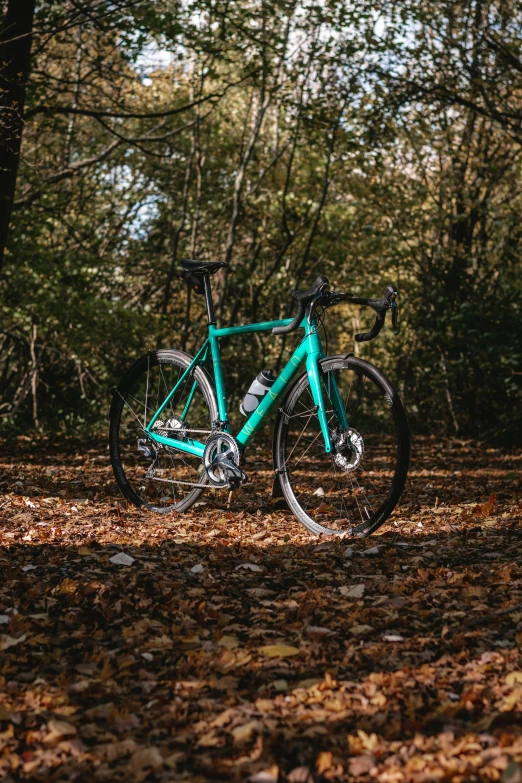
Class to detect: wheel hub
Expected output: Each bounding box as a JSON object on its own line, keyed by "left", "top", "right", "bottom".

{"left": 332, "top": 428, "right": 364, "bottom": 472}
{"left": 151, "top": 416, "right": 190, "bottom": 440}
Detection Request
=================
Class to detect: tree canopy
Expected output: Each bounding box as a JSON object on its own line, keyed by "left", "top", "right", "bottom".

{"left": 1, "top": 0, "right": 521, "bottom": 437}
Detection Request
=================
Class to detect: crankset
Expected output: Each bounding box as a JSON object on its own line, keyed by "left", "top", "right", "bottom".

{"left": 203, "top": 433, "right": 247, "bottom": 489}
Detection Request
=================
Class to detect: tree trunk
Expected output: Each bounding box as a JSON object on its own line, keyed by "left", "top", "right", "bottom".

{"left": 0, "top": 0, "right": 36, "bottom": 273}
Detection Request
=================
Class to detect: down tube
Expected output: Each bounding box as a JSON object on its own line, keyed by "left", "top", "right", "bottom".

{"left": 236, "top": 340, "right": 309, "bottom": 448}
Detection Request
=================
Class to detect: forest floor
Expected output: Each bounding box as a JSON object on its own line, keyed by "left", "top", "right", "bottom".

{"left": 0, "top": 436, "right": 521, "bottom": 782}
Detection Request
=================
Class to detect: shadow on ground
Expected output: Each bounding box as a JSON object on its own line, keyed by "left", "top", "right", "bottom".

{"left": 0, "top": 436, "right": 521, "bottom": 781}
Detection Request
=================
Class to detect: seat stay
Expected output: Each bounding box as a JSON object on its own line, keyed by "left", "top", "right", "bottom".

{"left": 146, "top": 340, "right": 210, "bottom": 435}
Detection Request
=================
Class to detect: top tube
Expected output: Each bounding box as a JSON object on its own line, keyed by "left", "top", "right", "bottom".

{"left": 210, "top": 319, "right": 293, "bottom": 338}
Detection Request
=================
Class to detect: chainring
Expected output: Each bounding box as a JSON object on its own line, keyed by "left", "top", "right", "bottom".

{"left": 203, "top": 433, "right": 241, "bottom": 487}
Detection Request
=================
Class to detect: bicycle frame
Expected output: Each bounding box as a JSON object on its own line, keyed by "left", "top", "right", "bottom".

{"left": 144, "top": 315, "right": 348, "bottom": 457}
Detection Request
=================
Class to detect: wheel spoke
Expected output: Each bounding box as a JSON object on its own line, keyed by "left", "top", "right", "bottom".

{"left": 279, "top": 362, "right": 407, "bottom": 535}
{"left": 112, "top": 355, "right": 214, "bottom": 511}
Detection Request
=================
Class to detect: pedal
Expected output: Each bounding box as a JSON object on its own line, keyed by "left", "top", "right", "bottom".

{"left": 211, "top": 454, "right": 247, "bottom": 488}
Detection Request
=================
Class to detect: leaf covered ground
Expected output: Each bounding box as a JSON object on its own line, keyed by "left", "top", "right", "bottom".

{"left": 0, "top": 436, "right": 521, "bottom": 782}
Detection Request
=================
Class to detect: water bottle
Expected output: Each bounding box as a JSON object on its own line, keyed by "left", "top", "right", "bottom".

{"left": 240, "top": 370, "right": 276, "bottom": 416}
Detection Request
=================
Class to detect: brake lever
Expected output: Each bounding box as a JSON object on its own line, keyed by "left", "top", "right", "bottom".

{"left": 391, "top": 298, "right": 399, "bottom": 335}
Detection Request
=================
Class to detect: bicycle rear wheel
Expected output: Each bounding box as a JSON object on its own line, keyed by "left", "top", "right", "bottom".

{"left": 274, "top": 355, "right": 409, "bottom": 536}
{"left": 109, "top": 349, "right": 218, "bottom": 512}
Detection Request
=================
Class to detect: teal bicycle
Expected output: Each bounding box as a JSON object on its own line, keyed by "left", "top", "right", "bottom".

{"left": 109, "top": 260, "right": 410, "bottom": 536}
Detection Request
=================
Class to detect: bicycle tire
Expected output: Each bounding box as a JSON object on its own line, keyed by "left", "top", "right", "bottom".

{"left": 109, "top": 349, "right": 218, "bottom": 513}
{"left": 273, "top": 354, "right": 410, "bottom": 536}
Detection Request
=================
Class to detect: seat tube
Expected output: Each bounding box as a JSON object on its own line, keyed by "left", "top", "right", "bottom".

{"left": 209, "top": 327, "right": 228, "bottom": 428}
{"left": 305, "top": 324, "right": 332, "bottom": 454}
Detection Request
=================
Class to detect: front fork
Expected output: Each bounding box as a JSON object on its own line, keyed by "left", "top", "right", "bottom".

{"left": 305, "top": 353, "right": 348, "bottom": 455}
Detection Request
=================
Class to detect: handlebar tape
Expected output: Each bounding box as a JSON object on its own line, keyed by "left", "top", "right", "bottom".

{"left": 355, "top": 309, "right": 386, "bottom": 342}
{"left": 353, "top": 285, "right": 397, "bottom": 342}
{"left": 272, "top": 301, "right": 306, "bottom": 335}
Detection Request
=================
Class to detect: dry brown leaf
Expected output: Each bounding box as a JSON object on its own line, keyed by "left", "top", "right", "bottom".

{"left": 129, "top": 745, "right": 164, "bottom": 772}
{"left": 316, "top": 751, "right": 333, "bottom": 774}
{"left": 258, "top": 644, "right": 300, "bottom": 658}
{"left": 461, "top": 492, "right": 497, "bottom": 519}
{"left": 231, "top": 720, "right": 262, "bottom": 744}
{"left": 348, "top": 755, "right": 376, "bottom": 776}
{"left": 45, "top": 719, "right": 77, "bottom": 742}
{"left": 305, "top": 625, "right": 334, "bottom": 637}
{"left": 505, "top": 672, "right": 522, "bottom": 687}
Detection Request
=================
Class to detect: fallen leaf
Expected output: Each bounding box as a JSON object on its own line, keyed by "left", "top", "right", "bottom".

{"left": 348, "top": 755, "right": 375, "bottom": 775}
{"left": 164, "top": 751, "right": 186, "bottom": 769}
{"left": 129, "top": 745, "right": 163, "bottom": 772}
{"left": 500, "top": 686, "right": 522, "bottom": 712}
{"left": 246, "top": 588, "right": 276, "bottom": 598}
{"left": 0, "top": 634, "right": 27, "bottom": 650}
{"left": 258, "top": 644, "right": 300, "bottom": 658}
{"left": 339, "top": 583, "right": 365, "bottom": 598}
{"left": 231, "top": 720, "right": 261, "bottom": 744}
{"left": 109, "top": 552, "right": 135, "bottom": 566}
{"left": 350, "top": 624, "right": 372, "bottom": 635}
{"left": 58, "top": 577, "right": 77, "bottom": 593}
{"left": 287, "top": 767, "right": 313, "bottom": 783}
{"left": 217, "top": 634, "right": 239, "bottom": 649}
{"left": 96, "top": 738, "right": 137, "bottom": 762}
{"left": 197, "top": 730, "right": 221, "bottom": 747}
{"left": 505, "top": 671, "right": 522, "bottom": 687}
{"left": 316, "top": 751, "right": 333, "bottom": 774}
{"left": 461, "top": 492, "right": 497, "bottom": 520}
{"left": 247, "top": 766, "right": 279, "bottom": 783}
{"left": 236, "top": 563, "right": 263, "bottom": 572}
{"left": 305, "top": 625, "right": 334, "bottom": 637}
{"left": 46, "top": 719, "right": 77, "bottom": 741}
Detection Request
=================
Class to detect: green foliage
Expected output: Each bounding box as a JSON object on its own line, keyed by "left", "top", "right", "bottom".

{"left": 1, "top": 0, "right": 521, "bottom": 438}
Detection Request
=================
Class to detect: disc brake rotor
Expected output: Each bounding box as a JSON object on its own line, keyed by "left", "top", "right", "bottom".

{"left": 151, "top": 416, "right": 190, "bottom": 440}
{"left": 332, "top": 428, "right": 364, "bottom": 473}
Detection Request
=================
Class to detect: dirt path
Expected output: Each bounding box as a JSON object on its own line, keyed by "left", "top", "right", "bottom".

{"left": 0, "top": 437, "right": 521, "bottom": 781}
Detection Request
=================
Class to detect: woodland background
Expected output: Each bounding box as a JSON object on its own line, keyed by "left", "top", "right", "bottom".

{"left": 1, "top": 0, "right": 522, "bottom": 438}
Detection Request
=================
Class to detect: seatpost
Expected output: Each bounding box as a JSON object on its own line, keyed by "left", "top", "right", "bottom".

{"left": 202, "top": 274, "right": 216, "bottom": 325}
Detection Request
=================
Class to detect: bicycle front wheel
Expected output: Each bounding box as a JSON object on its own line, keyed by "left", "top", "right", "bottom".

{"left": 274, "top": 355, "right": 409, "bottom": 536}
{"left": 109, "top": 349, "right": 218, "bottom": 513}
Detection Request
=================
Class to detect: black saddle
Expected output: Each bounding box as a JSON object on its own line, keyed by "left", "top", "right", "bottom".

{"left": 180, "top": 259, "right": 228, "bottom": 275}
{"left": 180, "top": 259, "right": 228, "bottom": 296}
{"left": 292, "top": 275, "right": 329, "bottom": 303}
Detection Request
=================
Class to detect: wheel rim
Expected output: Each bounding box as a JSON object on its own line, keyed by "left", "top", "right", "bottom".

{"left": 280, "top": 363, "right": 403, "bottom": 534}
{"left": 115, "top": 356, "right": 213, "bottom": 510}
